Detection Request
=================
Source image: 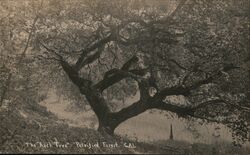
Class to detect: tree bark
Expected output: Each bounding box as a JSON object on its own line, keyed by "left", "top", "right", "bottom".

{"left": 94, "top": 100, "right": 151, "bottom": 135}
{"left": 61, "top": 58, "right": 241, "bottom": 136}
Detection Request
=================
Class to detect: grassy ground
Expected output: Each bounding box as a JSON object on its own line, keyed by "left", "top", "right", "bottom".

{"left": 154, "top": 139, "right": 250, "bottom": 155}
{"left": 0, "top": 105, "right": 249, "bottom": 154}
{"left": 0, "top": 107, "right": 171, "bottom": 154}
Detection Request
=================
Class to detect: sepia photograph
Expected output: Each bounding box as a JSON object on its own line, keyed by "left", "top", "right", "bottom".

{"left": 0, "top": 0, "right": 249, "bottom": 154}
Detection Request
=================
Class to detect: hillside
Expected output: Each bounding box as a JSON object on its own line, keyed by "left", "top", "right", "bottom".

{"left": 1, "top": 103, "right": 249, "bottom": 154}
{"left": 0, "top": 106, "right": 173, "bottom": 154}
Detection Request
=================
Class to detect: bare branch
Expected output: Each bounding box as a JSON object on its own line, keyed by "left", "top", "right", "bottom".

{"left": 94, "top": 55, "right": 149, "bottom": 91}
{"left": 151, "top": 0, "right": 188, "bottom": 25}
{"left": 149, "top": 101, "right": 192, "bottom": 117}
{"left": 169, "top": 59, "right": 187, "bottom": 71}
{"left": 74, "top": 34, "right": 113, "bottom": 71}
{"left": 121, "top": 55, "right": 139, "bottom": 70}
{"left": 60, "top": 60, "right": 92, "bottom": 92}
{"left": 189, "top": 99, "right": 224, "bottom": 112}
{"left": 155, "top": 64, "right": 240, "bottom": 99}
{"left": 39, "top": 41, "right": 63, "bottom": 61}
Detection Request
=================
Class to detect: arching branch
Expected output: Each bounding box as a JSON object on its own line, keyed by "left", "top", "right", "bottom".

{"left": 155, "top": 64, "right": 241, "bottom": 99}
{"left": 94, "top": 56, "right": 149, "bottom": 92}
{"left": 74, "top": 33, "right": 113, "bottom": 71}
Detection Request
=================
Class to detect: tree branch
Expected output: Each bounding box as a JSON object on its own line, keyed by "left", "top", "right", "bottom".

{"left": 39, "top": 41, "right": 63, "bottom": 61}
{"left": 149, "top": 101, "right": 193, "bottom": 117}
{"left": 169, "top": 59, "right": 187, "bottom": 71}
{"left": 109, "top": 101, "right": 149, "bottom": 128}
{"left": 148, "top": 99, "right": 234, "bottom": 124}
{"left": 94, "top": 55, "right": 149, "bottom": 91}
{"left": 151, "top": 0, "right": 187, "bottom": 25}
{"left": 121, "top": 55, "right": 139, "bottom": 70}
{"left": 109, "top": 96, "right": 237, "bottom": 129}
{"left": 59, "top": 60, "right": 92, "bottom": 94}
{"left": 74, "top": 33, "right": 113, "bottom": 71}
{"left": 74, "top": 0, "right": 188, "bottom": 72}
{"left": 190, "top": 99, "right": 224, "bottom": 112}
{"left": 155, "top": 64, "right": 240, "bottom": 99}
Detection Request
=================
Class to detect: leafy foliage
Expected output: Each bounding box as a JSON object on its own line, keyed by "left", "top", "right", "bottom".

{"left": 1, "top": 0, "right": 249, "bottom": 147}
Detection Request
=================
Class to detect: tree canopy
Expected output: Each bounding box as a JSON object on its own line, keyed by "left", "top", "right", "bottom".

{"left": 1, "top": 0, "right": 249, "bottom": 145}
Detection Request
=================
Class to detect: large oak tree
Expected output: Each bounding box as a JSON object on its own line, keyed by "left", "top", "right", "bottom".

{"left": 32, "top": 0, "right": 249, "bottom": 144}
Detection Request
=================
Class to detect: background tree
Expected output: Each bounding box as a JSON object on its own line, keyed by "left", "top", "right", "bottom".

{"left": 0, "top": 0, "right": 44, "bottom": 110}
{"left": 0, "top": 0, "right": 55, "bottom": 148}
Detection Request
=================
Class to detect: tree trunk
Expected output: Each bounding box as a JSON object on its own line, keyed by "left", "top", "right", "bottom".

{"left": 83, "top": 90, "right": 119, "bottom": 135}
{"left": 86, "top": 99, "right": 148, "bottom": 136}
{"left": 96, "top": 113, "right": 128, "bottom": 136}
{"left": 96, "top": 101, "right": 150, "bottom": 136}
{"left": 97, "top": 123, "right": 115, "bottom": 135}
